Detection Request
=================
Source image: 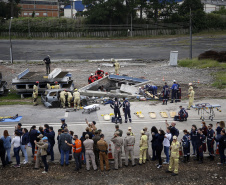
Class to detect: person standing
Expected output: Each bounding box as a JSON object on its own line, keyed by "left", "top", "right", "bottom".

{"left": 11, "top": 131, "right": 21, "bottom": 168}
{"left": 162, "top": 82, "right": 170, "bottom": 105}
{"left": 195, "top": 128, "right": 206, "bottom": 164}
{"left": 139, "top": 130, "right": 148, "bottom": 165}
{"left": 59, "top": 128, "right": 72, "bottom": 166}
{"left": 111, "top": 132, "right": 123, "bottom": 170}
{"left": 166, "top": 136, "right": 180, "bottom": 176}
{"left": 122, "top": 97, "right": 132, "bottom": 123}
{"left": 34, "top": 134, "right": 44, "bottom": 169}
{"left": 21, "top": 128, "right": 29, "bottom": 164}
{"left": 124, "top": 131, "right": 135, "bottom": 167}
{"left": 143, "top": 127, "right": 150, "bottom": 161}
{"left": 151, "top": 126, "right": 159, "bottom": 161}
{"left": 60, "top": 118, "right": 67, "bottom": 130}
{"left": 34, "top": 137, "right": 49, "bottom": 174}
{"left": 114, "top": 60, "right": 120, "bottom": 75}
{"left": 65, "top": 135, "right": 82, "bottom": 172}
{"left": 190, "top": 125, "right": 198, "bottom": 155}
{"left": 163, "top": 127, "right": 171, "bottom": 165}
{"left": 1, "top": 130, "right": 12, "bottom": 164}
{"left": 0, "top": 139, "right": 6, "bottom": 168}
{"left": 110, "top": 97, "right": 122, "bottom": 124}
{"left": 97, "top": 134, "right": 110, "bottom": 172}
{"left": 207, "top": 124, "right": 215, "bottom": 161}
{"left": 170, "top": 80, "right": 178, "bottom": 103}
{"left": 29, "top": 125, "right": 39, "bottom": 158}
{"left": 33, "top": 81, "right": 39, "bottom": 106}
{"left": 66, "top": 91, "right": 73, "bottom": 108}
{"left": 92, "top": 130, "right": 101, "bottom": 167}
{"left": 73, "top": 89, "right": 80, "bottom": 111}
{"left": 187, "top": 86, "right": 195, "bottom": 110}
{"left": 60, "top": 90, "right": 67, "bottom": 109}
{"left": 43, "top": 55, "right": 51, "bottom": 75}
{"left": 83, "top": 134, "right": 97, "bottom": 171}
{"left": 128, "top": 127, "right": 134, "bottom": 136}
{"left": 115, "top": 125, "right": 123, "bottom": 137}
{"left": 47, "top": 126, "right": 55, "bottom": 162}
{"left": 214, "top": 129, "right": 226, "bottom": 165}
{"left": 181, "top": 129, "right": 190, "bottom": 163}
{"left": 156, "top": 130, "right": 165, "bottom": 168}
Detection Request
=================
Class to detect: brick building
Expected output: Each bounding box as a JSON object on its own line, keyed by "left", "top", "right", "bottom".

{"left": 19, "top": 0, "right": 59, "bottom": 17}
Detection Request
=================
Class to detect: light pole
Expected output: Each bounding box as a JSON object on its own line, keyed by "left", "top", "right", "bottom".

{"left": 9, "top": 17, "right": 13, "bottom": 64}
{"left": 131, "top": 12, "right": 132, "bottom": 37}
{"left": 189, "top": 7, "right": 192, "bottom": 59}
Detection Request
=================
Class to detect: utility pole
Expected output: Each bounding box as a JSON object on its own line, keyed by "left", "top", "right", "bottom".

{"left": 189, "top": 7, "right": 192, "bottom": 59}
{"left": 131, "top": 12, "right": 133, "bottom": 37}
{"left": 9, "top": 17, "right": 13, "bottom": 64}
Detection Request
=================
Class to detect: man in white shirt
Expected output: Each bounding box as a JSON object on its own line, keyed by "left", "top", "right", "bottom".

{"left": 163, "top": 127, "right": 172, "bottom": 164}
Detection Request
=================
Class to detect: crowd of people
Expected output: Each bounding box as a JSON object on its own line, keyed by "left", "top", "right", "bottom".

{"left": 0, "top": 118, "right": 225, "bottom": 176}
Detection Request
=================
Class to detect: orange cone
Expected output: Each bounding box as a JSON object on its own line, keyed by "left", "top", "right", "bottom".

{"left": 34, "top": 146, "right": 38, "bottom": 161}
{"left": 216, "top": 144, "right": 219, "bottom": 155}
{"left": 108, "top": 144, "right": 114, "bottom": 159}
{"left": 162, "top": 76, "right": 165, "bottom": 81}
{"left": 198, "top": 79, "right": 200, "bottom": 84}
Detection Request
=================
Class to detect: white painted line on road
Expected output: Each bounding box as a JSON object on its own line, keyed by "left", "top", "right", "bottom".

{"left": 64, "top": 112, "right": 68, "bottom": 118}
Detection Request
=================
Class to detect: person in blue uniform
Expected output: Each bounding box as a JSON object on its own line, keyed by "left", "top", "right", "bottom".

{"left": 207, "top": 124, "right": 215, "bottom": 161}
{"left": 181, "top": 129, "right": 190, "bottom": 163}
{"left": 214, "top": 129, "right": 226, "bottom": 165}
{"left": 170, "top": 80, "right": 178, "bottom": 103}
{"left": 190, "top": 125, "right": 198, "bottom": 155}
{"left": 60, "top": 118, "right": 67, "bottom": 130}
{"left": 110, "top": 97, "right": 122, "bottom": 124}
{"left": 195, "top": 128, "right": 206, "bottom": 164}
{"left": 162, "top": 82, "right": 170, "bottom": 105}
{"left": 122, "top": 97, "right": 131, "bottom": 123}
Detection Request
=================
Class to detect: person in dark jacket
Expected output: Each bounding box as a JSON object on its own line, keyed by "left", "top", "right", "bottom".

{"left": 15, "top": 123, "right": 23, "bottom": 136}
{"left": 21, "top": 128, "right": 29, "bottom": 164}
{"left": 0, "top": 139, "right": 6, "bottom": 167}
{"left": 122, "top": 97, "right": 132, "bottom": 123}
{"left": 201, "top": 122, "right": 208, "bottom": 136}
{"left": 190, "top": 125, "right": 198, "bottom": 155}
{"left": 82, "top": 127, "right": 93, "bottom": 139}
{"left": 59, "top": 128, "right": 72, "bottom": 166}
{"left": 214, "top": 129, "right": 226, "bottom": 165}
{"left": 156, "top": 129, "right": 165, "bottom": 168}
{"left": 110, "top": 97, "right": 122, "bottom": 124}
{"left": 44, "top": 125, "right": 55, "bottom": 162}
{"left": 80, "top": 136, "right": 86, "bottom": 165}
{"left": 57, "top": 129, "right": 62, "bottom": 154}
{"left": 181, "top": 129, "right": 190, "bottom": 163}
{"left": 151, "top": 126, "right": 159, "bottom": 161}
{"left": 29, "top": 125, "right": 39, "bottom": 157}
{"left": 162, "top": 82, "right": 170, "bottom": 105}
{"left": 195, "top": 128, "right": 206, "bottom": 164}
{"left": 207, "top": 124, "right": 215, "bottom": 161}
{"left": 43, "top": 55, "right": 51, "bottom": 74}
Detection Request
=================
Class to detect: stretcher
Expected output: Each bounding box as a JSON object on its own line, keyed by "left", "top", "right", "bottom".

{"left": 192, "top": 103, "right": 221, "bottom": 121}
{"left": 82, "top": 104, "right": 100, "bottom": 114}
{"left": 145, "top": 91, "right": 159, "bottom": 99}
{"left": 160, "top": 112, "right": 168, "bottom": 118}
{"left": 0, "top": 114, "right": 19, "bottom": 122}
{"left": 170, "top": 112, "right": 177, "bottom": 118}
{"left": 134, "top": 111, "right": 144, "bottom": 118}
{"left": 149, "top": 112, "right": 156, "bottom": 119}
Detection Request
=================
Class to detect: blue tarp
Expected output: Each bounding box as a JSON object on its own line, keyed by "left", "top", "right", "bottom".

{"left": 0, "top": 116, "right": 22, "bottom": 122}
{"left": 64, "top": 1, "right": 85, "bottom": 11}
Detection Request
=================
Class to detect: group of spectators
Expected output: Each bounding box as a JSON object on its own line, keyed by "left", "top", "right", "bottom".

{"left": 0, "top": 119, "right": 225, "bottom": 175}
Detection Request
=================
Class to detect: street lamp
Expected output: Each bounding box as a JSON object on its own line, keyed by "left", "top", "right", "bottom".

{"left": 9, "top": 17, "right": 13, "bottom": 64}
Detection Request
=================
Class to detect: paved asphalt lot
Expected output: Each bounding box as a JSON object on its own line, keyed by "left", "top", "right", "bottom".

{"left": 1, "top": 35, "right": 226, "bottom": 61}
{"left": 0, "top": 99, "right": 224, "bottom": 162}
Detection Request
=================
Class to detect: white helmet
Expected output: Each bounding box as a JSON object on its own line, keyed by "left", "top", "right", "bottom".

{"left": 91, "top": 73, "right": 93, "bottom": 76}
{"left": 98, "top": 68, "right": 100, "bottom": 70}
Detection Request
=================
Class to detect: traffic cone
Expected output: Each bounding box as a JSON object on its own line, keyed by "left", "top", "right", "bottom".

{"left": 198, "top": 79, "right": 200, "bottom": 84}
{"left": 34, "top": 146, "right": 38, "bottom": 161}
{"left": 216, "top": 144, "right": 219, "bottom": 155}
{"left": 179, "top": 144, "right": 183, "bottom": 157}
{"left": 108, "top": 144, "right": 114, "bottom": 159}
{"left": 162, "top": 76, "right": 165, "bottom": 81}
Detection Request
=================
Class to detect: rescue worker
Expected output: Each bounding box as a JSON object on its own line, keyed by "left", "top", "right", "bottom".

{"left": 92, "top": 130, "right": 100, "bottom": 167}
{"left": 33, "top": 81, "right": 39, "bottom": 106}
{"left": 73, "top": 89, "right": 80, "bottom": 111}
{"left": 207, "top": 124, "right": 215, "bottom": 161}
{"left": 178, "top": 106, "right": 188, "bottom": 121}
{"left": 195, "top": 128, "right": 206, "bottom": 164}
{"left": 188, "top": 82, "right": 193, "bottom": 93}
{"left": 187, "top": 86, "right": 195, "bottom": 110}
{"left": 111, "top": 132, "right": 123, "bottom": 170}
{"left": 66, "top": 91, "right": 73, "bottom": 108}
{"left": 190, "top": 125, "right": 198, "bottom": 155}
{"left": 166, "top": 136, "right": 180, "bottom": 176}
{"left": 139, "top": 130, "right": 148, "bottom": 165}
{"left": 43, "top": 55, "right": 51, "bottom": 74}
{"left": 115, "top": 125, "right": 123, "bottom": 137}
{"left": 60, "top": 118, "right": 67, "bottom": 130}
{"left": 110, "top": 97, "right": 122, "bottom": 124}
{"left": 170, "top": 80, "right": 178, "bottom": 103}
{"left": 181, "top": 129, "right": 190, "bottom": 163}
{"left": 97, "top": 134, "right": 110, "bottom": 172}
{"left": 88, "top": 73, "right": 95, "bottom": 84}
{"left": 143, "top": 127, "right": 150, "bottom": 161}
{"left": 46, "top": 83, "right": 51, "bottom": 90}
{"left": 34, "top": 134, "right": 44, "bottom": 170}
{"left": 162, "top": 82, "right": 170, "bottom": 105}
{"left": 128, "top": 127, "right": 134, "bottom": 136}
{"left": 65, "top": 135, "right": 82, "bottom": 172}
{"left": 83, "top": 134, "right": 97, "bottom": 171}
{"left": 122, "top": 97, "right": 132, "bottom": 123}
{"left": 60, "top": 90, "right": 67, "bottom": 109}
{"left": 214, "top": 129, "right": 226, "bottom": 165}
{"left": 124, "top": 131, "right": 135, "bottom": 167}
{"left": 52, "top": 81, "right": 60, "bottom": 89}
{"left": 114, "top": 60, "right": 120, "bottom": 75}
{"left": 95, "top": 68, "right": 104, "bottom": 76}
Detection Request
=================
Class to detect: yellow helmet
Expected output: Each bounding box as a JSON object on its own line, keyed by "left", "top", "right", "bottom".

{"left": 74, "top": 89, "right": 78, "bottom": 91}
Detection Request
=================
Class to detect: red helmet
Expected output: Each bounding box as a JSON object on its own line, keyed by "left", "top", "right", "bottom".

{"left": 105, "top": 72, "right": 109, "bottom": 75}
{"left": 36, "top": 81, "right": 39, "bottom": 83}
{"left": 55, "top": 81, "right": 58, "bottom": 84}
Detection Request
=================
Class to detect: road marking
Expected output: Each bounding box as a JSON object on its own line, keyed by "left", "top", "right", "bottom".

{"left": 64, "top": 112, "right": 68, "bottom": 118}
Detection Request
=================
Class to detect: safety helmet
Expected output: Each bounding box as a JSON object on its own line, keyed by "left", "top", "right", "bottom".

{"left": 91, "top": 73, "right": 93, "bottom": 76}
{"left": 98, "top": 68, "right": 100, "bottom": 70}
{"left": 36, "top": 81, "right": 39, "bottom": 84}
{"left": 189, "top": 82, "right": 192, "bottom": 86}
{"left": 74, "top": 89, "right": 78, "bottom": 91}
{"left": 173, "top": 80, "right": 176, "bottom": 83}
{"left": 105, "top": 72, "right": 109, "bottom": 75}
{"left": 55, "top": 81, "right": 58, "bottom": 84}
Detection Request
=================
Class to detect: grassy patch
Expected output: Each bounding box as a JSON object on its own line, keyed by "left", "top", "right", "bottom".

{"left": 178, "top": 58, "right": 226, "bottom": 69}
{"left": 212, "top": 71, "right": 226, "bottom": 89}
{"left": 0, "top": 102, "right": 32, "bottom": 105}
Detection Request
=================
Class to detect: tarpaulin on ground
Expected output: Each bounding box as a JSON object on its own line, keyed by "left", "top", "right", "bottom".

{"left": 0, "top": 116, "right": 22, "bottom": 122}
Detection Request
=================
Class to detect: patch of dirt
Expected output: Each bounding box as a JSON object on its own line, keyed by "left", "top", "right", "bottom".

{"left": 0, "top": 157, "right": 225, "bottom": 184}
{"left": 0, "top": 60, "right": 226, "bottom": 99}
